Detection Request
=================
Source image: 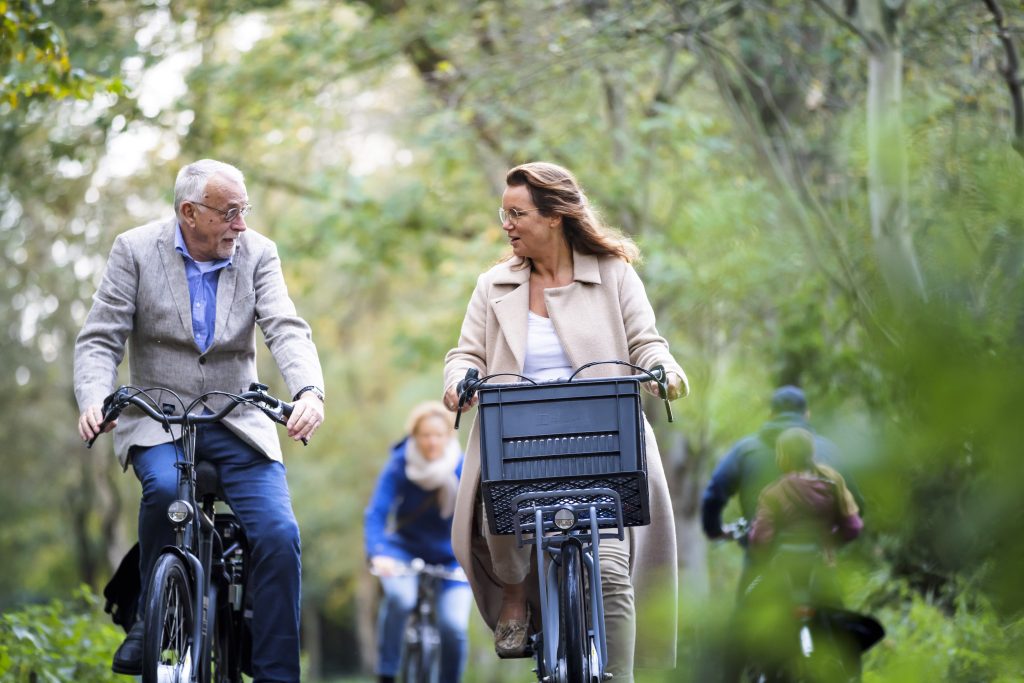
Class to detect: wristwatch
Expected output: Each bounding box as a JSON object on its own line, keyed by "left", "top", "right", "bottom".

{"left": 294, "top": 385, "right": 325, "bottom": 403}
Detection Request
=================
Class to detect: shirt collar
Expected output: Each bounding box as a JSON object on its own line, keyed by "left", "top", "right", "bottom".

{"left": 174, "top": 222, "right": 233, "bottom": 267}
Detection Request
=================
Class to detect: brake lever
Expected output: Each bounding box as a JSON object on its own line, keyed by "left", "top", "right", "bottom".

{"left": 87, "top": 387, "right": 132, "bottom": 448}
{"left": 454, "top": 368, "right": 480, "bottom": 430}
{"left": 650, "top": 364, "right": 674, "bottom": 423}
{"left": 258, "top": 400, "right": 308, "bottom": 446}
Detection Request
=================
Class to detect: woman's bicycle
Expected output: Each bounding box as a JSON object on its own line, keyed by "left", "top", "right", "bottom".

{"left": 87, "top": 382, "right": 301, "bottom": 683}
{"left": 370, "top": 558, "right": 468, "bottom": 683}
{"left": 456, "top": 361, "right": 673, "bottom": 683}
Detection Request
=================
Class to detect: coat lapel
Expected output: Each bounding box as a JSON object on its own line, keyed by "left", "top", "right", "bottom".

{"left": 490, "top": 262, "right": 531, "bottom": 373}
{"left": 156, "top": 221, "right": 196, "bottom": 347}
{"left": 544, "top": 251, "right": 603, "bottom": 372}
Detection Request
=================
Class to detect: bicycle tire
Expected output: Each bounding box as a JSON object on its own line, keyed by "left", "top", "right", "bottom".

{"left": 558, "top": 541, "right": 590, "bottom": 683}
{"left": 142, "top": 553, "right": 195, "bottom": 683}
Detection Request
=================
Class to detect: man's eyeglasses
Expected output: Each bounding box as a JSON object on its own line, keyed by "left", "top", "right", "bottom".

{"left": 498, "top": 207, "right": 540, "bottom": 225}
{"left": 191, "top": 201, "right": 253, "bottom": 223}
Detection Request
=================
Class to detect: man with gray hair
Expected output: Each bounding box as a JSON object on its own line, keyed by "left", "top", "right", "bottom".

{"left": 75, "top": 159, "right": 325, "bottom": 681}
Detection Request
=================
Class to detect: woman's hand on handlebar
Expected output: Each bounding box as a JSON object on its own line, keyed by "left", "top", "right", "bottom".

{"left": 369, "top": 555, "right": 401, "bottom": 577}
{"left": 444, "top": 382, "right": 476, "bottom": 413}
{"left": 79, "top": 404, "right": 116, "bottom": 442}
{"left": 644, "top": 370, "right": 685, "bottom": 401}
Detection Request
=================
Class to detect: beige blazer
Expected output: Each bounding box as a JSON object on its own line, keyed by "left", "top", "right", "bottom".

{"left": 443, "top": 250, "right": 688, "bottom": 667}
{"left": 74, "top": 218, "right": 324, "bottom": 468}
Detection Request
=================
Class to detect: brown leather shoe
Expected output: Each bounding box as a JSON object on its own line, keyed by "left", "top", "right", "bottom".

{"left": 494, "top": 604, "right": 530, "bottom": 658}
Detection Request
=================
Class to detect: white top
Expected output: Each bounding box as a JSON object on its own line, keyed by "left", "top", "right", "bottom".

{"left": 523, "top": 311, "right": 573, "bottom": 382}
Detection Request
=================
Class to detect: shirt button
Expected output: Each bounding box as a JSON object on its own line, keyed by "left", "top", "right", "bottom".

{"left": 199, "top": 356, "right": 207, "bottom": 365}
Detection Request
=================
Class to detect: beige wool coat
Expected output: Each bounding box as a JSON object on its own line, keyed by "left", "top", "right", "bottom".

{"left": 443, "top": 250, "right": 688, "bottom": 668}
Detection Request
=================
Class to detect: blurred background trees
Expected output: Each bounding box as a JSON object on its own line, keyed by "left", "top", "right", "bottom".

{"left": 2, "top": 0, "right": 1023, "bottom": 680}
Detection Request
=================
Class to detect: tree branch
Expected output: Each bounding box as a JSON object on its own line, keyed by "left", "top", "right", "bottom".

{"left": 808, "top": 0, "right": 882, "bottom": 52}
{"left": 982, "top": 0, "right": 1024, "bottom": 157}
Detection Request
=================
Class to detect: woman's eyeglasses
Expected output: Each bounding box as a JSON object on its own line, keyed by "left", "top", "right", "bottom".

{"left": 498, "top": 207, "right": 540, "bottom": 226}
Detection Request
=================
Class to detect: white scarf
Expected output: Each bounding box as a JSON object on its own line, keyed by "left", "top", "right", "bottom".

{"left": 404, "top": 436, "right": 461, "bottom": 519}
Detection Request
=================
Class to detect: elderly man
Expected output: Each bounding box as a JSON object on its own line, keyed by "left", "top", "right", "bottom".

{"left": 75, "top": 159, "right": 325, "bottom": 682}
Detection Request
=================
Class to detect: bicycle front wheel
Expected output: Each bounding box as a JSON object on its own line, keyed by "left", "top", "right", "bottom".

{"left": 558, "top": 541, "right": 591, "bottom": 683}
{"left": 143, "top": 553, "right": 195, "bottom": 683}
{"left": 401, "top": 621, "right": 441, "bottom": 683}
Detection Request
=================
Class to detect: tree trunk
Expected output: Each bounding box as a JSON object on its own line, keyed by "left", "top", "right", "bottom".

{"left": 664, "top": 431, "right": 709, "bottom": 597}
{"left": 303, "top": 607, "right": 323, "bottom": 681}
{"left": 862, "top": 0, "right": 927, "bottom": 305}
{"left": 355, "top": 567, "right": 380, "bottom": 674}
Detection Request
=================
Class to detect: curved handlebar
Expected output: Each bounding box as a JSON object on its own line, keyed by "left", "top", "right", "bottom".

{"left": 454, "top": 360, "right": 674, "bottom": 430}
{"left": 86, "top": 382, "right": 304, "bottom": 448}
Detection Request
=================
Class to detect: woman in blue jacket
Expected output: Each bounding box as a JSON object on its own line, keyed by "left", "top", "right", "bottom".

{"left": 364, "top": 401, "right": 471, "bottom": 683}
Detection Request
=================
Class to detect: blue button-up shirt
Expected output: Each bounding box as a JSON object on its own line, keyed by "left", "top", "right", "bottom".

{"left": 174, "top": 224, "right": 232, "bottom": 352}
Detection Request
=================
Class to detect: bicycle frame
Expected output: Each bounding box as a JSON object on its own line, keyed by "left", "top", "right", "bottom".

{"left": 371, "top": 560, "right": 467, "bottom": 683}
{"left": 513, "top": 487, "right": 626, "bottom": 682}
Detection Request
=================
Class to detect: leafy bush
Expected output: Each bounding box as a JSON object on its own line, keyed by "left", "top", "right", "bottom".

{"left": 859, "top": 573, "right": 1024, "bottom": 683}
{"left": 0, "top": 586, "right": 123, "bottom": 683}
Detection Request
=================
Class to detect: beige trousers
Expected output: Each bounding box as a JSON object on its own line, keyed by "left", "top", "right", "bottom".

{"left": 485, "top": 502, "right": 636, "bottom": 683}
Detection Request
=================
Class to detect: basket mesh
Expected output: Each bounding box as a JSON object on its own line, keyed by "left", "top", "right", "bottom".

{"left": 483, "top": 473, "right": 647, "bottom": 535}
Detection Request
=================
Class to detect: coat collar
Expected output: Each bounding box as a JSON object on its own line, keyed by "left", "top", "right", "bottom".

{"left": 490, "top": 250, "right": 602, "bottom": 286}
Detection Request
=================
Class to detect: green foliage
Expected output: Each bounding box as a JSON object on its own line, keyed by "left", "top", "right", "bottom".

{"left": 3, "top": 0, "right": 1024, "bottom": 678}
{"left": 859, "top": 575, "right": 1024, "bottom": 682}
{"left": 0, "top": 0, "right": 122, "bottom": 107}
{"left": 0, "top": 586, "right": 123, "bottom": 682}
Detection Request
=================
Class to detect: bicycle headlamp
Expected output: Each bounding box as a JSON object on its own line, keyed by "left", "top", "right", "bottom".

{"left": 553, "top": 507, "right": 576, "bottom": 530}
{"left": 167, "top": 500, "right": 194, "bottom": 525}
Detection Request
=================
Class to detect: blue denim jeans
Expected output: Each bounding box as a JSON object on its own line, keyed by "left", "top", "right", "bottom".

{"left": 376, "top": 573, "right": 472, "bottom": 681}
{"left": 131, "top": 424, "right": 301, "bottom": 683}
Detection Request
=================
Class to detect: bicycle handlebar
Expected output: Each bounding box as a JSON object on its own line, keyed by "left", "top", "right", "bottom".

{"left": 86, "top": 382, "right": 304, "bottom": 448}
{"left": 721, "top": 518, "right": 750, "bottom": 542}
{"left": 369, "top": 558, "right": 468, "bottom": 582}
{"left": 454, "top": 360, "right": 674, "bottom": 429}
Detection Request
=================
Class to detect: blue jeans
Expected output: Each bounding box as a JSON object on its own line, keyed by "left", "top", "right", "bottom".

{"left": 131, "top": 424, "right": 301, "bottom": 683}
{"left": 376, "top": 573, "right": 472, "bottom": 681}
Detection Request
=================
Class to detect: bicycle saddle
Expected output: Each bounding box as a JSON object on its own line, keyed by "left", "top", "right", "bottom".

{"left": 195, "top": 460, "right": 223, "bottom": 500}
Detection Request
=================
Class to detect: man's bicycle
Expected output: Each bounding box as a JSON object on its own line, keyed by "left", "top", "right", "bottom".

{"left": 456, "top": 361, "right": 673, "bottom": 683}
{"left": 370, "top": 558, "right": 468, "bottom": 683}
{"left": 88, "top": 382, "right": 301, "bottom": 683}
{"left": 720, "top": 520, "right": 884, "bottom": 683}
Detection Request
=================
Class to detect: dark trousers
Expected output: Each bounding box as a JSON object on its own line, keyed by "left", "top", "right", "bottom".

{"left": 131, "top": 424, "right": 302, "bottom": 683}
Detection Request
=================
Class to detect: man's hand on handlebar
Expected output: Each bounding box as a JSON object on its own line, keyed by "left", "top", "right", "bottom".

{"left": 286, "top": 392, "right": 324, "bottom": 442}
{"left": 79, "top": 404, "right": 116, "bottom": 442}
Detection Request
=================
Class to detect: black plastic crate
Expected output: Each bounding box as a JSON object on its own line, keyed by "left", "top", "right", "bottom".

{"left": 477, "top": 377, "right": 650, "bottom": 535}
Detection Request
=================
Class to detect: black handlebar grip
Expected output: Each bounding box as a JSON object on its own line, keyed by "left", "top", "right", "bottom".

{"left": 454, "top": 368, "right": 480, "bottom": 431}
{"left": 456, "top": 368, "right": 480, "bottom": 397}
{"left": 276, "top": 401, "right": 308, "bottom": 446}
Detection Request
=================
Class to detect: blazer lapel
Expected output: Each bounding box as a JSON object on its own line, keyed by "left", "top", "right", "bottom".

{"left": 156, "top": 221, "right": 196, "bottom": 347}
{"left": 211, "top": 257, "right": 238, "bottom": 349}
